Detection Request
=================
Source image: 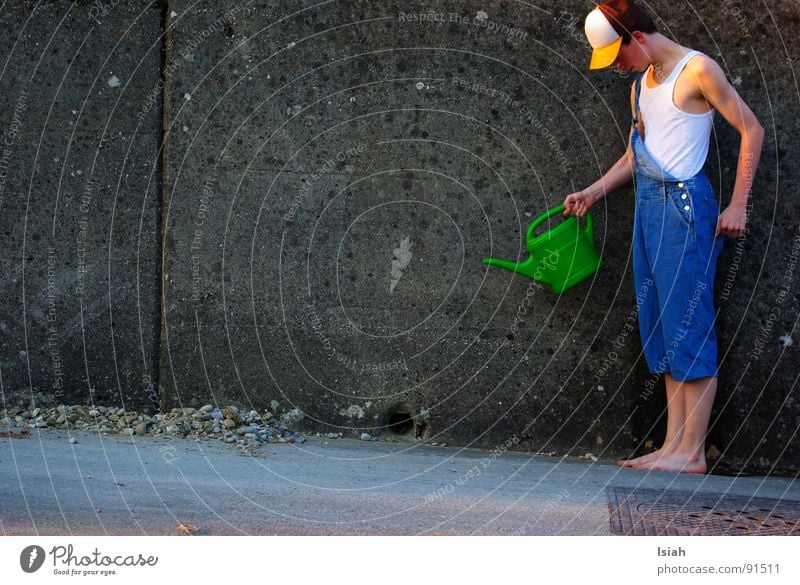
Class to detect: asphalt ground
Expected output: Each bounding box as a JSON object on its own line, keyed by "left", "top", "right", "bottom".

{"left": 1, "top": 429, "right": 798, "bottom": 536}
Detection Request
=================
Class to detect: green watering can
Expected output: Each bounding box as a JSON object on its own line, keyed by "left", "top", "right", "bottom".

{"left": 483, "top": 204, "right": 603, "bottom": 294}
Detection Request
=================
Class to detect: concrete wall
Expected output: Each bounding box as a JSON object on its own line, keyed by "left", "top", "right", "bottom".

{"left": 2, "top": 0, "right": 799, "bottom": 473}
{"left": 0, "top": 1, "right": 163, "bottom": 412}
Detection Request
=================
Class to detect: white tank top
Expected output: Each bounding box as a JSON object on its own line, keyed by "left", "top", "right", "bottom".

{"left": 639, "top": 50, "right": 715, "bottom": 180}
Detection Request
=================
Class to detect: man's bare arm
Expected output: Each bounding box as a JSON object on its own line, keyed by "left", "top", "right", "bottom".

{"left": 694, "top": 56, "right": 765, "bottom": 237}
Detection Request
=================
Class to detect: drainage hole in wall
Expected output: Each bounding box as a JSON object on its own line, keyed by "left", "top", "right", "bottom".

{"left": 388, "top": 411, "right": 414, "bottom": 435}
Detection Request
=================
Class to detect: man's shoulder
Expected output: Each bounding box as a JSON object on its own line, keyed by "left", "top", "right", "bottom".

{"left": 685, "top": 52, "right": 724, "bottom": 79}
{"left": 682, "top": 53, "right": 732, "bottom": 103}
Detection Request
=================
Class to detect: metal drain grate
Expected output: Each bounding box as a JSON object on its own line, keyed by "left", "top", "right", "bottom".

{"left": 607, "top": 487, "right": 800, "bottom": 536}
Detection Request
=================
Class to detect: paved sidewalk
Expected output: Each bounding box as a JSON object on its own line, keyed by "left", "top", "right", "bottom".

{"left": 1, "top": 430, "right": 798, "bottom": 535}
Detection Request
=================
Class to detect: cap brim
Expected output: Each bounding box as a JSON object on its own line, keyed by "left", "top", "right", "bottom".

{"left": 589, "top": 36, "right": 622, "bottom": 70}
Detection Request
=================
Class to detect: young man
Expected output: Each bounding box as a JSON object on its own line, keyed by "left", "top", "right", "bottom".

{"left": 562, "top": 0, "right": 764, "bottom": 473}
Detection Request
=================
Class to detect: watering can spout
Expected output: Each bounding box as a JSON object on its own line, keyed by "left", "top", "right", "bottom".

{"left": 482, "top": 256, "right": 553, "bottom": 285}
{"left": 483, "top": 257, "right": 520, "bottom": 272}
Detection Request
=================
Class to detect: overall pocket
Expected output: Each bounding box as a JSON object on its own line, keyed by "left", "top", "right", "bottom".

{"left": 666, "top": 183, "right": 695, "bottom": 230}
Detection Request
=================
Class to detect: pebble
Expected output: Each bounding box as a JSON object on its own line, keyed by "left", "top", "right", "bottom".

{"left": 360, "top": 433, "right": 372, "bottom": 441}
{"left": 223, "top": 407, "right": 240, "bottom": 425}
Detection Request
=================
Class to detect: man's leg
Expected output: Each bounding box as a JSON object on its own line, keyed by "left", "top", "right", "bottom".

{"left": 633, "top": 375, "right": 717, "bottom": 473}
{"left": 617, "top": 373, "right": 685, "bottom": 466}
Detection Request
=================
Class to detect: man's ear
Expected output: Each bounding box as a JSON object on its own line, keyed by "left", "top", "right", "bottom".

{"left": 631, "top": 30, "right": 647, "bottom": 44}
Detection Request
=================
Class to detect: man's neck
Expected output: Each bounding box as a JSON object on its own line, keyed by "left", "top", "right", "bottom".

{"left": 646, "top": 33, "right": 691, "bottom": 73}
{"left": 641, "top": 33, "right": 692, "bottom": 84}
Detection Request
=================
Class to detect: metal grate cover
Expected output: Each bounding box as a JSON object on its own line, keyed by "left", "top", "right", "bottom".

{"left": 607, "top": 486, "right": 800, "bottom": 536}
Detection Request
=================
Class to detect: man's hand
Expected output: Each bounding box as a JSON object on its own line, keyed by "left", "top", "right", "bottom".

{"left": 562, "top": 190, "right": 597, "bottom": 218}
{"left": 716, "top": 204, "right": 748, "bottom": 238}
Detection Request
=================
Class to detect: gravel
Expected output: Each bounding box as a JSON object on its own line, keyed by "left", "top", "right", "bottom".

{"left": 0, "top": 404, "right": 307, "bottom": 451}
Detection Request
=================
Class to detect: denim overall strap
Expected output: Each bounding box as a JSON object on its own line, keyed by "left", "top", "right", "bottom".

{"left": 632, "top": 72, "right": 643, "bottom": 128}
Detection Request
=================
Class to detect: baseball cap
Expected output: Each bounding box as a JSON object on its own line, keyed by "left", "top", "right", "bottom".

{"left": 584, "top": 0, "right": 643, "bottom": 69}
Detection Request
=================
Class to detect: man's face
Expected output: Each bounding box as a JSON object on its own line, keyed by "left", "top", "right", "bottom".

{"left": 612, "top": 35, "right": 650, "bottom": 73}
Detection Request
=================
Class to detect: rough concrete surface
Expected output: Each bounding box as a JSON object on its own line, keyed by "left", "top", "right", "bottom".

{"left": 0, "top": 1, "right": 798, "bottom": 473}
{"left": 0, "top": 2, "right": 163, "bottom": 410}
{"left": 2, "top": 429, "right": 799, "bottom": 535}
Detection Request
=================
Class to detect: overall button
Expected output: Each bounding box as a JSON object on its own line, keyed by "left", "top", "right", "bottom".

{"left": 677, "top": 182, "right": 684, "bottom": 188}
{"left": 683, "top": 205, "right": 690, "bottom": 211}
{"left": 681, "top": 193, "right": 688, "bottom": 200}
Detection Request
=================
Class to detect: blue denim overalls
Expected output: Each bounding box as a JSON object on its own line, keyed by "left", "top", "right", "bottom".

{"left": 631, "top": 72, "right": 724, "bottom": 382}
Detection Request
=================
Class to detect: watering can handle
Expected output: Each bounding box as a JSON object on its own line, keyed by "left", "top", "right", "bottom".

{"left": 526, "top": 203, "right": 594, "bottom": 243}
{"left": 526, "top": 204, "right": 566, "bottom": 242}
{"left": 584, "top": 209, "right": 594, "bottom": 243}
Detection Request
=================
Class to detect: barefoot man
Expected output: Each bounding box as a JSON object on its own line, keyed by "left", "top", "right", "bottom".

{"left": 562, "top": 0, "right": 764, "bottom": 473}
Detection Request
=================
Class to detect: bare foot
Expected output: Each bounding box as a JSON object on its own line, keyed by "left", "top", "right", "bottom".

{"left": 616, "top": 449, "right": 664, "bottom": 467}
{"left": 631, "top": 451, "right": 708, "bottom": 474}
{"left": 616, "top": 439, "right": 681, "bottom": 467}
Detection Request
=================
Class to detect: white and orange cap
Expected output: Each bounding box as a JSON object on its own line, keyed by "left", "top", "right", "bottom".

{"left": 584, "top": 1, "right": 641, "bottom": 70}
{"left": 585, "top": 8, "right": 621, "bottom": 69}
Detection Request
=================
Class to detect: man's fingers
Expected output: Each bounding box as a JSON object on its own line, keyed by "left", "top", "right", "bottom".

{"left": 720, "top": 225, "right": 744, "bottom": 239}
{"left": 564, "top": 197, "right": 582, "bottom": 217}
{"left": 562, "top": 195, "right": 591, "bottom": 218}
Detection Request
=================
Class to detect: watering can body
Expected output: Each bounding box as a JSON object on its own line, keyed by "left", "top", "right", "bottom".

{"left": 483, "top": 204, "right": 603, "bottom": 293}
